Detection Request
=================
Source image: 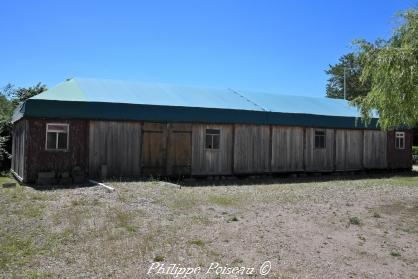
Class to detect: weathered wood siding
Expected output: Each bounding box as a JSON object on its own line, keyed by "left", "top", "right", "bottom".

{"left": 233, "top": 125, "right": 270, "bottom": 173}
{"left": 25, "top": 118, "right": 89, "bottom": 182}
{"left": 166, "top": 124, "right": 192, "bottom": 176}
{"left": 18, "top": 117, "right": 412, "bottom": 181}
{"left": 140, "top": 123, "right": 166, "bottom": 176}
{"left": 89, "top": 121, "right": 142, "bottom": 178}
{"left": 363, "top": 130, "right": 387, "bottom": 169}
{"left": 191, "top": 124, "right": 233, "bottom": 175}
{"left": 11, "top": 119, "right": 27, "bottom": 180}
{"left": 335, "top": 130, "right": 363, "bottom": 171}
{"left": 271, "top": 126, "right": 304, "bottom": 172}
{"left": 305, "top": 128, "right": 335, "bottom": 171}
{"left": 387, "top": 130, "right": 412, "bottom": 169}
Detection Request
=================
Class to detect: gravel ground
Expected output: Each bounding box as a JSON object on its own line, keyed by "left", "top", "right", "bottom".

{"left": 1, "top": 169, "right": 418, "bottom": 279}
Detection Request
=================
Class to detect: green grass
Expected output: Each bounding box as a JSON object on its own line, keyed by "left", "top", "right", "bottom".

{"left": 389, "top": 175, "right": 418, "bottom": 186}
{"left": 154, "top": 255, "right": 165, "bottom": 262}
{"left": 207, "top": 194, "right": 236, "bottom": 206}
{"left": 0, "top": 175, "right": 15, "bottom": 185}
{"left": 349, "top": 217, "right": 361, "bottom": 226}
{"left": 111, "top": 207, "right": 138, "bottom": 232}
{"left": 390, "top": 251, "right": 401, "bottom": 257}
{"left": 188, "top": 239, "right": 205, "bottom": 247}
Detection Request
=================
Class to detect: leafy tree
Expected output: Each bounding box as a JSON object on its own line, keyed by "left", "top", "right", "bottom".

{"left": 352, "top": 9, "right": 418, "bottom": 129}
{"left": 0, "top": 82, "right": 47, "bottom": 170}
{"left": 8, "top": 82, "right": 47, "bottom": 107}
{"left": 325, "top": 52, "right": 371, "bottom": 100}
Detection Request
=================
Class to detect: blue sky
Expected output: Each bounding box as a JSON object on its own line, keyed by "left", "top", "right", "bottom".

{"left": 0, "top": 0, "right": 415, "bottom": 97}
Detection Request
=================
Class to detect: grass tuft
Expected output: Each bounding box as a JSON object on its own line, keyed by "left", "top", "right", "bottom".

{"left": 349, "top": 217, "right": 361, "bottom": 226}
{"left": 390, "top": 251, "right": 401, "bottom": 257}
{"left": 154, "top": 255, "right": 165, "bottom": 262}
{"left": 188, "top": 239, "right": 205, "bottom": 247}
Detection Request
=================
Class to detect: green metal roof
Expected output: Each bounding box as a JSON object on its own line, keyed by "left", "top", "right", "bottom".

{"left": 14, "top": 77, "right": 379, "bottom": 129}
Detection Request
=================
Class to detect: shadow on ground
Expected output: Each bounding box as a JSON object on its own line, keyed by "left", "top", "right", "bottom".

{"left": 18, "top": 166, "right": 418, "bottom": 190}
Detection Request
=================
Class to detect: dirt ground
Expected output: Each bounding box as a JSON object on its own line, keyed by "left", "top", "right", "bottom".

{"left": 1, "top": 168, "right": 418, "bottom": 279}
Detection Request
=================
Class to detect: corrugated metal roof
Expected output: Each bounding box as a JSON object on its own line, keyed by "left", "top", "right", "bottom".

{"left": 15, "top": 77, "right": 379, "bottom": 129}
{"left": 31, "top": 77, "right": 362, "bottom": 116}
{"left": 31, "top": 78, "right": 261, "bottom": 111}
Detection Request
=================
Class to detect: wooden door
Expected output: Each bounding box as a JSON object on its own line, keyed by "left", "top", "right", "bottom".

{"left": 141, "top": 123, "right": 167, "bottom": 176}
{"left": 167, "top": 124, "right": 192, "bottom": 176}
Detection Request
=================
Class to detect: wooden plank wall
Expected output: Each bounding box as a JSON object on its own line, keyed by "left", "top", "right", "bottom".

{"left": 191, "top": 124, "right": 233, "bottom": 175}
{"left": 87, "top": 120, "right": 396, "bottom": 178}
{"left": 11, "top": 119, "right": 26, "bottom": 180}
{"left": 304, "top": 128, "right": 335, "bottom": 171}
{"left": 271, "top": 126, "right": 304, "bottom": 172}
{"left": 141, "top": 123, "right": 167, "bottom": 176}
{"left": 363, "top": 130, "right": 387, "bottom": 169}
{"left": 166, "top": 124, "right": 192, "bottom": 176}
{"left": 89, "top": 121, "right": 142, "bottom": 178}
{"left": 233, "top": 125, "right": 270, "bottom": 174}
{"left": 335, "top": 130, "right": 363, "bottom": 170}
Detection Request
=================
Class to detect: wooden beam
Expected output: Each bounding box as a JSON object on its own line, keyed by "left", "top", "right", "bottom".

{"left": 10, "top": 169, "right": 23, "bottom": 183}
{"left": 89, "top": 179, "right": 115, "bottom": 192}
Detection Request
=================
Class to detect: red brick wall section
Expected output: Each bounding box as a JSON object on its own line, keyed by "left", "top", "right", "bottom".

{"left": 25, "top": 118, "right": 89, "bottom": 182}
{"left": 387, "top": 130, "right": 413, "bottom": 169}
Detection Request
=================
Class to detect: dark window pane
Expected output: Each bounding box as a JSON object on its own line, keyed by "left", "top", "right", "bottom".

{"left": 205, "top": 135, "right": 212, "bottom": 149}
{"left": 212, "top": 135, "right": 220, "bottom": 149}
{"left": 206, "top": 129, "right": 220, "bottom": 135}
{"left": 58, "top": 133, "right": 68, "bottom": 149}
{"left": 47, "top": 132, "right": 57, "bottom": 149}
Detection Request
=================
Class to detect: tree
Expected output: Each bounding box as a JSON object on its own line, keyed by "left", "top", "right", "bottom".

{"left": 8, "top": 82, "right": 47, "bottom": 107}
{"left": 0, "top": 82, "right": 47, "bottom": 171}
{"left": 325, "top": 52, "right": 371, "bottom": 100}
{"left": 352, "top": 9, "right": 418, "bottom": 130}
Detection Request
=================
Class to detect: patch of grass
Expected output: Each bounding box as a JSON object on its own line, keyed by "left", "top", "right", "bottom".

{"left": 188, "top": 239, "right": 205, "bottom": 247}
{"left": 390, "top": 251, "right": 401, "bottom": 257}
{"left": 0, "top": 236, "right": 37, "bottom": 270}
{"left": 190, "top": 215, "right": 211, "bottom": 225}
{"left": 208, "top": 195, "right": 234, "bottom": 206}
{"left": 0, "top": 175, "right": 15, "bottom": 185}
{"left": 24, "top": 270, "right": 55, "bottom": 278}
{"left": 168, "top": 191, "right": 199, "bottom": 210}
{"left": 349, "top": 217, "right": 361, "bottom": 226}
{"left": 390, "top": 176, "right": 418, "bottom": 186}
{"left": 71, "top": 197, "right": 90, "bottom": 207}
{"left": 154, "top": 255, "right": 165, "bottom": 262}
{"left": 112, "top": 208, "right": 137, "bottom": 232}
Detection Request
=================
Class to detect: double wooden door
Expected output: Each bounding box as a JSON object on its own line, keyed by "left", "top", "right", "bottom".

{"left": 141, "top": 123, "right": 192, "bottom": 176}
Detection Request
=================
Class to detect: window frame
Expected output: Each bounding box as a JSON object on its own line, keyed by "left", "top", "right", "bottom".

{"left": 205, "top": 128, "right": 221, "bottom": 150}
{"left": 395, "top": 131, "right": 405, "bottom": 150}
{"left": 314, "top": 129, "right": 326, "bottom": 149}
{"left": 45, "top": 123, "right": 69, "bottom": 151}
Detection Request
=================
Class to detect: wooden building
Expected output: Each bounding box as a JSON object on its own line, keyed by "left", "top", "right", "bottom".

{"left": 11, "top": 78, "right": 413, "bottom": 183}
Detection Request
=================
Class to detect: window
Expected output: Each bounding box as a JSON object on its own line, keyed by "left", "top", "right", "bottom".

{"left": 205, "top": 129, "right": 220, "bottom": 150}
{"left": 314, "top": 130, "right": 326, "bottom": 149}
{"left": 395, "top": 131, "right": 405, "bottom": 150}
{"left": 46, "top": 123, "right": 69, "bottom": 151}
